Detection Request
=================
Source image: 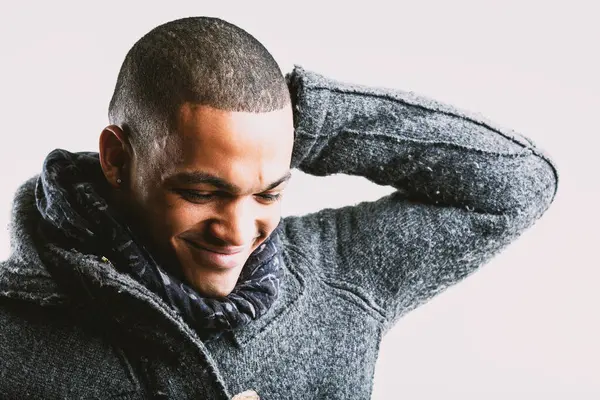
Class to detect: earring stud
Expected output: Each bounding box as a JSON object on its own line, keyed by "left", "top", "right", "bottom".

{"left": 116, "top": 178, "right": 122, "bottom": 185}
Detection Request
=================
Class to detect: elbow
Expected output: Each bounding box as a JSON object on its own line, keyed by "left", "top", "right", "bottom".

{"left": 497, "top": 149, "right": 559, "bottom": 223}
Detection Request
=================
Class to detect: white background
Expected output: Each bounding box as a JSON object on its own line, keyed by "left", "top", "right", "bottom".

{"left": 0, "top": 1, "right": 598, "bottom": 398}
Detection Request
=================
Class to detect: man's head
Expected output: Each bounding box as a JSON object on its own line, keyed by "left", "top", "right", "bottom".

{"left": 99, "top": 17, "right": 294, "bottom": 298}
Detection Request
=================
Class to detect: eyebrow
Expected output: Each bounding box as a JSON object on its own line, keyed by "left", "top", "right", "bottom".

{"left": 165, "top": 170, "right": 292, "bottom": 193}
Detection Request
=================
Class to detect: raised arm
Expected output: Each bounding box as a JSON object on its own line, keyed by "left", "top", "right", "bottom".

{"left": 282, "top": 67, "right": 558, "bottom": 330}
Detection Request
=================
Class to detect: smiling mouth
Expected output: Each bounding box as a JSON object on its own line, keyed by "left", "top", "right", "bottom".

{"left": 183, "top": 239, "right": 243, "bottom": 269}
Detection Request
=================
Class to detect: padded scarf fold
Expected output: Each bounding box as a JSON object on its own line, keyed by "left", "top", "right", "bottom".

{"left": 35, "top": 149, "right": 284, "bottom": 340}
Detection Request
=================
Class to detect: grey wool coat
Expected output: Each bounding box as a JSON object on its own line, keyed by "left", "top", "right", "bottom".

{"left": 0, "top": 67, "right": 558, "bottom": 399}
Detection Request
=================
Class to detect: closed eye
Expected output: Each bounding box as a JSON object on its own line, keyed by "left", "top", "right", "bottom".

{"left": 174, "top": 189, "right": 219, "bottom": 203}
{"left": 174, "top": 189, "right": 282, "bottom": 204}
{"left": 256, "top": 193, "right": 282, "bottom": 203}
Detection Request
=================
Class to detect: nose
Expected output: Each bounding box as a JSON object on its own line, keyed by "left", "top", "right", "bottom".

{"left": 208, "top": 197, "right": 258, "bottom": 248}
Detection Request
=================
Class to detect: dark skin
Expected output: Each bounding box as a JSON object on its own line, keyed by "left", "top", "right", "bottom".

{"left": 98, "top": 104, "right": 294, "bottom": 298}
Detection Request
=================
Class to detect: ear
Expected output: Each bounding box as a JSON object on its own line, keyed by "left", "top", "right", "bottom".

{"left": 99, "top": 125, "right": 132, "bottom": 188}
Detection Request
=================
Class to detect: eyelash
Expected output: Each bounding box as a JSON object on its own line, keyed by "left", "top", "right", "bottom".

{"left": 175, "top": 190, "right": 282, "bottom": 204}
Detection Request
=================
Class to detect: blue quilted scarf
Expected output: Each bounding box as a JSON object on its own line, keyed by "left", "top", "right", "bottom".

{"left": 35, "top": 149, "right": 283, "bottom": 340}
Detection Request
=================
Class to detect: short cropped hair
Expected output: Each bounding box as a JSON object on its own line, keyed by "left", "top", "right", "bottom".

{"left": 108, "top": 17, "right": 290, "bottom": 152}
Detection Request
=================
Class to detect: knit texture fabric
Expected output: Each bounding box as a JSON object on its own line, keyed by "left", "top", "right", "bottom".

{"left": 35, "top": 149, "right": 284, "bottom": 340}
{"left": 0, "top": 67, "right": 559, "bottom": 399}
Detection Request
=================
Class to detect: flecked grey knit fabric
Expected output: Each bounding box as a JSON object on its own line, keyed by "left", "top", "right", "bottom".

{"left": 0, "top": 66, "right": 558, "bottom": 399}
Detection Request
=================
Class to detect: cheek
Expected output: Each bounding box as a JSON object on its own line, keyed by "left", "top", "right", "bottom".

{"left": 160, "top": 198, "right": 210, "bottom": 235}
{"left": 127, "top": 187, "right": 201, "bottom": 241}
{"left": 256, "top": 204, "right": 283, "bottom": 239}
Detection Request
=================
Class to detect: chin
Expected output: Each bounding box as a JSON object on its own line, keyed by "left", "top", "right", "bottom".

{"left": 182, "top": 263, "right": 244, "bottom": 299}
{"left": 195, "top": 280, "right": 237, "bottom": 298}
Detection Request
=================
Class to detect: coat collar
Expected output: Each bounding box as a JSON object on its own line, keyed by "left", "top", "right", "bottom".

{"left": 0, "top": 177, "right": 67, "bottom": 305}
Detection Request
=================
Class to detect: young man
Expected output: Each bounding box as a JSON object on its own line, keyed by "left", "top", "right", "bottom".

{"left": 0, "top": 16, "right": 558, "bottom": 400}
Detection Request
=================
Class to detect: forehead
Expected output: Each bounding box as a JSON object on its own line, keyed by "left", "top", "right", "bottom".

{"left": 156, "top": 104, "right": 294, "bottom": 188}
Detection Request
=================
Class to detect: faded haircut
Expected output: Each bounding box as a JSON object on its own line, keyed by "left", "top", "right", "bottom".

{"left": 108, "top": 17, "right": 290, "bottom": 153}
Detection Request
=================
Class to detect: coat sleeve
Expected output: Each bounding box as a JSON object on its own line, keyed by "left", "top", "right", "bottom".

{"left": 281, "top": 67, "right": 559, "bottom": 331}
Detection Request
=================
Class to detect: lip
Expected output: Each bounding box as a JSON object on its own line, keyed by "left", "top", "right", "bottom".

{"left": 183, "top": 239, "right": 244, "bottom": 269}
